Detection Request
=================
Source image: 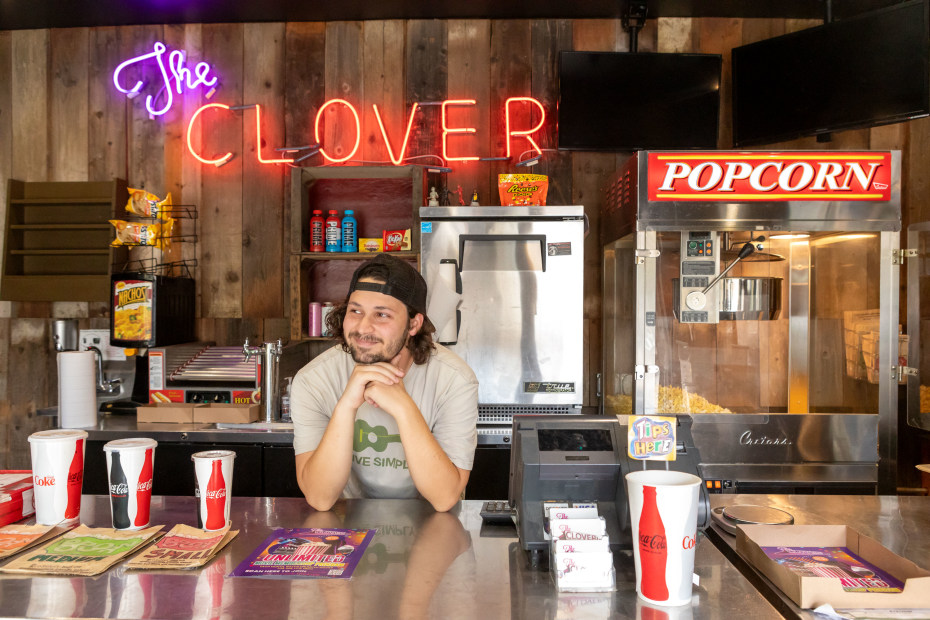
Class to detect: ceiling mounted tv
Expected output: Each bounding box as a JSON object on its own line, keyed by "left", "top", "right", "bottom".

{"left": 557, "top": 51, "right": 722, "bottom": 151}
{"left": 732, "top": 0, "right": 930, "bottom": 147}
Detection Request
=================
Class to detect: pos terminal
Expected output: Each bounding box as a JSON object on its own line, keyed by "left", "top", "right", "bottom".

{"left": 509, "top": 414, "right": 709, "bottom": 556}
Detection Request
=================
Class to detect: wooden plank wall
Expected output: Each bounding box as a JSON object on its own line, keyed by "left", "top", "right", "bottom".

{"left": 1, "top": 17, "right": 929, "bottom": 468}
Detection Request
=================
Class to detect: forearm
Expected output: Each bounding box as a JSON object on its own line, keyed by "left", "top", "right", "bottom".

{"left": 394, "top": 407, "right": 468, "bottom": 511}
{"left": 296, "top": 402, "right": 357, "bottom": 510}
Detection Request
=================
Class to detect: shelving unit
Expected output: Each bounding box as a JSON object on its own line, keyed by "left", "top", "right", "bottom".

{"left": 289, "top": 166, "right": 425, "bottom": 341}
{"left": 1, "top": 178, "right": 128, "bottom": 301}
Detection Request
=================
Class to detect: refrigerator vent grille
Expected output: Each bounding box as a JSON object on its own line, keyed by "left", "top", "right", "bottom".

{"left": 477, "top": 405, "right": 580, "bottom": 425}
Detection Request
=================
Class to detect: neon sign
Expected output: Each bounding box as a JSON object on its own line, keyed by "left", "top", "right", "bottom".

{"left": 113, "top": 41, "right": 218, "bottom": 117}
{"left": 185, "top": 97, "right": 547, "bottom": 168}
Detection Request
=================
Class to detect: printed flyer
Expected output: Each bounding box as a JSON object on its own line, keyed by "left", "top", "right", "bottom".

{"left": 0, "top": 524, "right": 163, "bottom": 576}
{"left": 761, "top": 546, "right": 905, "bottom": 593}
{"left": 230, "top": 527, "right": 375, "bottom": 579}
{"left": 125, "top": 524, "right": 238, "bottom": 570}
{"left": 0, "top": 523, "right": 64, "bottom": 559}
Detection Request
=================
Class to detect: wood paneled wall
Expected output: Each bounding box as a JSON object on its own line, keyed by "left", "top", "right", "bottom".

{"left": 1, "top": 18, "right": 928, "bottom": 469}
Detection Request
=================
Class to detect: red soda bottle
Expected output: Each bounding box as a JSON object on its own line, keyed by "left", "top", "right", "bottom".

{"left": 65, "top": 438, "right": 84, "bottom": 519}
{"left": 205, "top": 460, "right": 227, "bottom": 530}
{"left": 134, "top": 448, "right": 154, "bottom": 527}
{"left": 309, "top": 210, "right": 325, "bottom": 252}
{"left": 639, "top": 485, "right": 669, "bottom": 601}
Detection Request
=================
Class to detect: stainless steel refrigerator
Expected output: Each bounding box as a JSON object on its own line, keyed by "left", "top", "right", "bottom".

{"left": 419, "top": 206, "right": 586, "bottom": 444}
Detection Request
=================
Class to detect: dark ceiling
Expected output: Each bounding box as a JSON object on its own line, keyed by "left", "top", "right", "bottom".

{"left": 0, "top": 0, "right": 907, "bottom": 30}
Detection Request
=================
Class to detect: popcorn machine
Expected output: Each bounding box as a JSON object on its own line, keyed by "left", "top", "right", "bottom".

{"left": 602, "top": 151, "right": 902, "bottom": 494}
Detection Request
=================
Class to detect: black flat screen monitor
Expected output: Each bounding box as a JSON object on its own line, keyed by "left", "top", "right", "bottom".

{"left": 557, "top": 51, "right": 722, "bottom": 151}
{"left": 732, "top": 0, "right": 930, "bottom": 147}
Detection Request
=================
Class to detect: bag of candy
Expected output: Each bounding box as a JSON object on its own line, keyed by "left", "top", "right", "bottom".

{"left": 498, "top": 174, "right": 548, "bottom": 206}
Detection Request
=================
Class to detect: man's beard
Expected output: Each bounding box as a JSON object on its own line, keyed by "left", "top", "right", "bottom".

{"left": 347, "top": 330, "right": 409, "bottom": 364}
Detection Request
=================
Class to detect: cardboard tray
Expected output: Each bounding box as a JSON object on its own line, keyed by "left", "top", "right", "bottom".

{"left": 137, "top": 402, "right": 200, "bottom": 423}
{"left": 737, "top": 524, "right": 930, "bottom": 609}
{"left": 193, "top": 403, "right": 260, "bottom": 424}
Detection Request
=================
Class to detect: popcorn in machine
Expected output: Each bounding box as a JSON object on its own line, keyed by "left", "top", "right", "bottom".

{"left": 602, "top": 151, "right": 903, "bottom": 494}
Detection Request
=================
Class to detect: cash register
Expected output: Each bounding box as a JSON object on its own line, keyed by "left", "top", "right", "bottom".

{"left": 508, "top": 414, "right": 710, "bottom": 555}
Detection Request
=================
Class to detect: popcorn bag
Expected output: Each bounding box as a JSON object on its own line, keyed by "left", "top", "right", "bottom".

{"left": 498, "top": 174, "right": 549, "bottom": 206}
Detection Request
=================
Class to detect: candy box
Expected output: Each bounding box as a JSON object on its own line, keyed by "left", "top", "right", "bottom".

{"left": 0, "top": 471, "right": 35, "bottom": 527}
{"left": 737, "top": 524, "right": 930, "bottom": 609}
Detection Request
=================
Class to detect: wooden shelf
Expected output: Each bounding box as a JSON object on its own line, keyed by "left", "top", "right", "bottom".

{"left": 288, "top": 166, "right": 425, "bottom": 341}
{"left": 1, "top": 178, "right": 128, "bottom": 302}
{"left": 294, "top": 250, "right": 418, "bottom": 260}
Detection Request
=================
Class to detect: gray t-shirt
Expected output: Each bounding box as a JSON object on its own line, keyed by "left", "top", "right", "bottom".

{"left": 291, "top": 343, "right": 479, "bottom": 499}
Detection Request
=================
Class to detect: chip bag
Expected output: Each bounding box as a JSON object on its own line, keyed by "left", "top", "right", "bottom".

{"left": 110, "top": 218, "right": 174, "bottom": 248}
{"left": 126, "top": 188, "right": 173, "bottom": 221}
{"left": 498, "top": 174, "right": 549, "bottom": 206}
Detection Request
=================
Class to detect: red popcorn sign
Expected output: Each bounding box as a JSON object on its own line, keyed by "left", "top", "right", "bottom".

{"left": 647, "top": 151, "right": 892, "bottom": 202}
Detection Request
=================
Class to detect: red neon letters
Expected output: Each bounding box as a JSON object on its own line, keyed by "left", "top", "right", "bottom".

{"left": 186, "top": 97, "right": 546, "bottom": 167}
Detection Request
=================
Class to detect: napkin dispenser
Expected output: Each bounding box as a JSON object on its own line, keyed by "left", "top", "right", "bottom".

{"left": 509, "top": 414, "right": 709, "bottom": 555}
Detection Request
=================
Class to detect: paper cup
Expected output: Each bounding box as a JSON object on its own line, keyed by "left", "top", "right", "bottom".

{"left": 626, "top": 469, "right": 701, "bottom": 607}
{"left": 28, "top": 429, "right": 88, "bottom": 525}
{"left": 192, "top": 450, "right": 235, "bottom": 531}
{"left": 103, "top": 438, "right": 157, "bottom": 530}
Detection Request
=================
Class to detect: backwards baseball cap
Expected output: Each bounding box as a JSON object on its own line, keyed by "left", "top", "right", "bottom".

{"left": 347, "top": 253, "right": 428, "bottom": 317}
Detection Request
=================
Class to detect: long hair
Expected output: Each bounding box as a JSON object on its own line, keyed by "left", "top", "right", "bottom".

{"left": 326, "top": 300, "right": 436, "bottom": 365}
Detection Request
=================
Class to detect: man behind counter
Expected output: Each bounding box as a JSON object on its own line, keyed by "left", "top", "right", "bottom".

{"left": 291, "top": 254, "right": 479, "bottom": 512}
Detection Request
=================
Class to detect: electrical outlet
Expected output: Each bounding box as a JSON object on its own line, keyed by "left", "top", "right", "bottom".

{"left": 79, "top": 329, "right": 126, "bottom": 361}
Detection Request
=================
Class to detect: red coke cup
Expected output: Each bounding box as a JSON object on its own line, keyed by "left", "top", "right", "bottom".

{"left": 28, "top": 429, "right": 88, "bottom": 525}
{"left": 191, "top": 450, "right": 235, "bottom": 531}
{"left": 103, "top": 438, "right": 157, "bottom": 530}
{"left": 626, "top": 470, "right": 702, "bottom": 607}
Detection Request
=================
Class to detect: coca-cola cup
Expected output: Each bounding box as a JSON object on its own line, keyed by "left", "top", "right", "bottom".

{"left": 103, "top": 438, "right": 157, "bottom": 530}
{"left": 191, "top": 450, "right": 235, "bottom": 531}
{"left": 626, "top": 469, "right": 702, "bottom": 607}
{"left": 28, "top": 429, "right": 88, "bottom": 525}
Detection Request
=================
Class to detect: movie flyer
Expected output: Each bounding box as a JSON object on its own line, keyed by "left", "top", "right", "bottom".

{"left": 761, "top": 546, "right": 905, "bottom": 593}
{"left": 0, "top": 525, "right": 163, "bottom": 576}
{"left": 230, "top": 527, "right": 375, "bottom": 579}
{"left": 125, "top": 524, "right": 238, "bottom": 570}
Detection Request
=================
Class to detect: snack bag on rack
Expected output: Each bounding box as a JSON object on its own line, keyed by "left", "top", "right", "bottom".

{"left": 109, "top": 218, "right": 174, "bottom": 248}
{"left": 126, "top": 188, "right": 173, "bottom": 221}
{"left": 498, "top": 174, "right": 549, "bottom": 206}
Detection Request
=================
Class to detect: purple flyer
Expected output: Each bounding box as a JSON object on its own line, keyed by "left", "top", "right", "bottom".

{"left": 230, "top": 527, "right": 375, "bottom": 579}
{"left": 761, "top": 546, "right": 905, "bottom": 593}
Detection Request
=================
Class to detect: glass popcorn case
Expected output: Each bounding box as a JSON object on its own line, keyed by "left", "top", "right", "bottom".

{"left": 602, "top": 151, "right": 902, "bottom": 494}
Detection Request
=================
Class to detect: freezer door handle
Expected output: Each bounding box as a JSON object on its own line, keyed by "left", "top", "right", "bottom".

{"left": 457, "top": 234, "right": 547, "bottom": 272}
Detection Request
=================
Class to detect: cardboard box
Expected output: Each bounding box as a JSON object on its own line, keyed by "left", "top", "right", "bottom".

{"left": 137, "top": 402, "right": 199, "bottom": 423}
{"left": 193, "top": 403, "right": 260, "bottom": 424}
{"left": 0, "top": 471, "right": 34, "bottom": 526}
{"left": 737, "top": 524, "right": 930, "bottom": 609}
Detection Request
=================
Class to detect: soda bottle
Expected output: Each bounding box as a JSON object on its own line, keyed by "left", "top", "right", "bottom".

{"left": 205, "top": 460, "right": 227, "bottom": 530}
{"left": 65, "top": 438, "right": 84, "bottom": 520}
{"left": 325, "top": 210, "right": 341, "bottom": 252}
{"left": 109, "top": 451, "right": 131, "bottom": 529}
{"left": 309, "top": 209, "right": 325, "bottom": 252}
{"left": 134, "top": 447, "right": 154, "bottom": 527}
{"left": 638, "top": 485, "right": 669, "bottom": 601}
{"left": 341, "top": 210, "right": 358, "bottom": 252}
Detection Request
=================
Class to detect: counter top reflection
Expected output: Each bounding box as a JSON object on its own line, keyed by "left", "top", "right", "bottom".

{"left": 0, "top": 497, "right": 781, "bottom": 619}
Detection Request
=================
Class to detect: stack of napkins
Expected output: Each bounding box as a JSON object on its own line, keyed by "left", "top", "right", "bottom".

{"left": 546, "top": 504, "right": 615, "bottom": 592}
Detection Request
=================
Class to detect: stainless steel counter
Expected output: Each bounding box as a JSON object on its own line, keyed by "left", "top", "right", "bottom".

{"left": 708, "top": 494, "right": 930, "bottom": 619}
{"left": 0, "top": 496, "right": 781, "bottom": 619}
{"left": 82, "top": 415, "right": 295, "bottom": 445}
